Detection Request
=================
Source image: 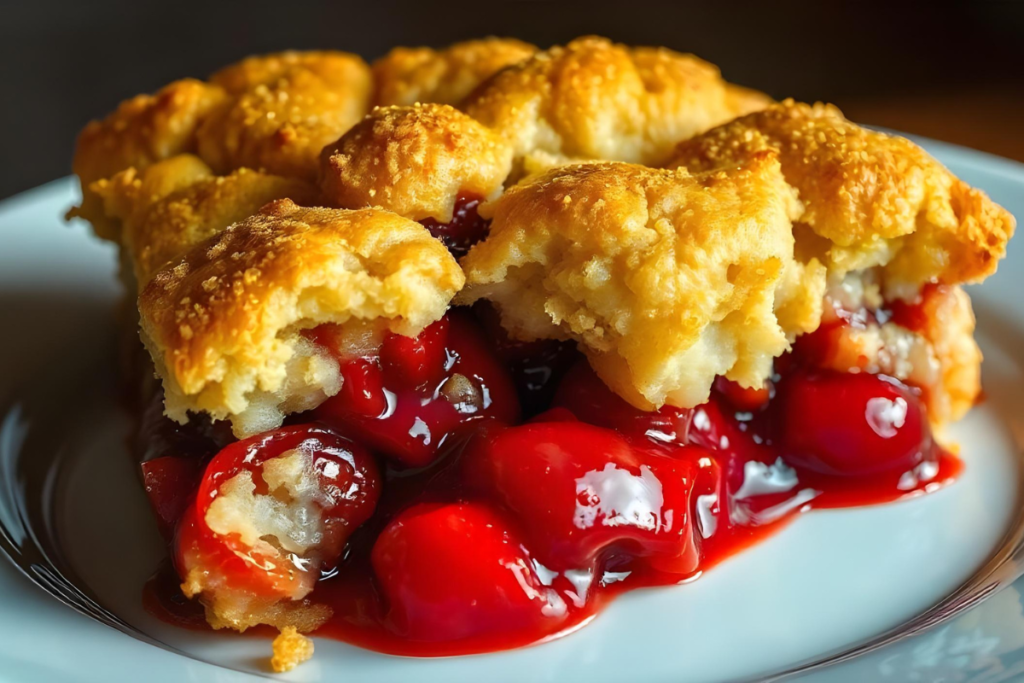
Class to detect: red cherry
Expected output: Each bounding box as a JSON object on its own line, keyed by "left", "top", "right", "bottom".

{"left": 713, "top": 377, "right": 771, "bottom": 413}
{"left": 380, "top": 317, "right": 449, "bottom": 388}
{"left": 371, "top": 501, "right": 568, "bottom": 642}
{"left": 313, "top": 312, "right": 520, "bottom": 467}
{"left": 338, "top": 358, "right": 388, "bottom": 417}
{"left": 775, "top": 370, "right": 933, "bottom": 477}
{"left": 687, "top": 399, "right": 742, "bottom": 452}
{"left": 888, "top": 283, "right": 947, "bottom": 333}
{"left": 463, "top": 421, "right": 703, "bottom": 575}
{"left": 784, "top": 321, "right": 846, "bottom": 372}
{"left": 175, "top": 425, "right": 381, "bottom": 602}
{"left": 418, "top": 195, "right": 490, "bottom": 259}
{"left": 552, "top": 360, "right": 693, "bottom": 448}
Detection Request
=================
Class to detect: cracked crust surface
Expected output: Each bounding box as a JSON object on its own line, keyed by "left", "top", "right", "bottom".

{"left": 90, "top": 154, "right": 318, "bottom": 283}
{"left": 668, "top": 100, "right": 1016, "bottom": 295}
{"left": 461, "top": 36, "right": 770, "bottom": 173}
{"left": 196, "top": 51, "right": 373, "bottom": 181}
{"left": 319, "top": 103, "right": 513, "bottom": 221}
{"left": 67, "top": 42, "right": 1012, "bottom": 435}
{"left": 458, "top": 154, "right": 820, "bottom": 410}
{"left": 70, "top": 79, "right": 228, "bottom": 238}
{"left": 372, "top": 38, "right": 536, "bottom": 107}
{"left": 72, "top": 79, "right": 227, "bottom": 187}
{"left": 139, "top": 199, "right": 464, "bottom": 430}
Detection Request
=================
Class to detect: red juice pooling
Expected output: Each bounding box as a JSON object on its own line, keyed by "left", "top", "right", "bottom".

{"left": 140, "top": 309, "right": 961, "bottom": 656}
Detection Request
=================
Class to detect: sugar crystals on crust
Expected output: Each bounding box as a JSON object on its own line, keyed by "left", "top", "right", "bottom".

{"left": 70, "top": 79, "right": 227, "bottom": 239}
{"left": 372, "top": 37, "right": 536, "bottom": 107}
{"left": 196, "top": 51, "right": 373, "bottom": 181}
{"left": 139, "top": 199, "right": 465, "bottom": 436}
{"left": 91, "top": 154, "right": 318, "bottom": 284}
{"left": 459, "top": 154, "right": 820, "bottom": 410}
{"left": 319, "top": 103, "right": 513, "bottom": 222}
{"left": 668, "top": 100, "right": 1016, "bottom": 297}
{"left": 462, "top": 36, "right": 770, "bottom": 174}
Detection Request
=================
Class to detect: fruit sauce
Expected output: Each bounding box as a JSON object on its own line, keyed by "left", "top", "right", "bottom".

{"left": 139, "top": 303, "right": 960, "bottom": 656}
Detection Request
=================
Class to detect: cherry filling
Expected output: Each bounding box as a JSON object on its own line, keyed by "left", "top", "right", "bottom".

{"left": 138, "top": 388, "right": 234, "bottom": 540}
{"left": 142, "top": 301, "right": 962, "bottom": 656}
{"left": 474, "top": 302, "right": 582, "bottom": 416}
{"left": 309, "top": 311, "right": 520, "bottom": 468}
{"left": 418, "top": 195, "right": 490, "bottom": 259}
{"left": 371, "top": 501, "right": 569, "bottom": 643}
{"left": 553, "top": 359, "right": 693, "bottom": 447}
{"left": 774, "top": 370, "right": 932, "bottom": 478}
{"left": 462, "top": 420, "right": 706, "bottom": 576}
{"left": 174, "top": 426, "right": 380, "bottom": 622}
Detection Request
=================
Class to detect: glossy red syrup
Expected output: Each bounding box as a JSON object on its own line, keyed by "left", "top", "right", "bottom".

{"left": 418, "top": 195, "right": 490, "bottom": 259}
{"left": 175, "top": 426, "right": 381, "bottom": 603}
{"left": 308, "top": 311, "right": 520, "bottom": 468}
{"left": 141, "top": 308, "right": 962, "bottom": 657}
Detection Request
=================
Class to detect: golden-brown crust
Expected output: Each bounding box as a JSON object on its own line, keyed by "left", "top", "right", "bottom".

{"left": 72, "top": 79, "right": 227, "bottom": 186}
{"left": 461, "top": 36, "right": 770, "bottom": 171}
{"left": 458, "top": 154, "right": 817, "bottom": 410}
{"left": 196, "top": 51, "right": 372, "bottom": 181}
{"left": 372, "top": 38, "right": 536, "bottom": 107}
{"left": 319, "top": 103, "right": 513, "bottom": 221}
{"left": 920, "top": 285, "right": 982, "bottom": 424}
{"left": 209, "top": 50, "right": 354, "bottom": 94}
{"left": 668, "top": 100, "right": 1016, "bottom": 292}
{"left": 140, "top": 199, "right": 464, "bottom": 422}
{"left": 70, "top": 79, "right": 228, "bottom": 239}
{"left": 92, "top": 155, "right": 318, "bottom": 283}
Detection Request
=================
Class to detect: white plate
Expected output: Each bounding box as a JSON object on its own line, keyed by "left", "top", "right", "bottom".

{"left": 0, "top": 136, "right": 1022, "bottom": 682}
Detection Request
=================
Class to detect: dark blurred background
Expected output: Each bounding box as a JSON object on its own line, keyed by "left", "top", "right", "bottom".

{"left": 1, "top": 0, "right": 1022, "bottom": 200}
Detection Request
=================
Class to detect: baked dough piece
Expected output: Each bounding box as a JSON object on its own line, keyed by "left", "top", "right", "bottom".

{"left": 319, "top": 103, "right": 513, "bottom": 222}
{"left": 458, "top": 154, "right": 822, "bottom": 410}
{"left": 461, "top": 36, "right": 770, "bottom": 174}
{"left": 70, "top": 79, "right": 227, "bottom": 239}
{"left": 668, "top": 100, "right": 1016, "bottom": 296}
{"left": 209, "top": 50, "right": 360, "bottom": 94}
{"left": 90, "top": 155, "right": 318, "bottom": 283}
{"left": 818, "top": 279, "right": 981, "bottom": 425}
{"left": 139, "top": 199, "right": 464, "bottom": 436}
{"left": 372, "top": 38, "right": 536, "bottom": 107}
{"left": 196, "top": 51, "right": 372, "bottom": 181}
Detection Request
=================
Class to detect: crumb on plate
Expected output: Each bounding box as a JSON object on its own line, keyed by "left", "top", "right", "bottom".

{"left": 271, "top": 626, "right": 314, "bottom": 673}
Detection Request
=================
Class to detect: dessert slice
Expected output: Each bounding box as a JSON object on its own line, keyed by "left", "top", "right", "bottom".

{"left": 64, "top": 39, "right": 1016, "bottom": 668}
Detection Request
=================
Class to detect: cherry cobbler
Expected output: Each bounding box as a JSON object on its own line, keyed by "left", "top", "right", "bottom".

{"left": 69, "top": 36, "right": 1014, "bottom": 672}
